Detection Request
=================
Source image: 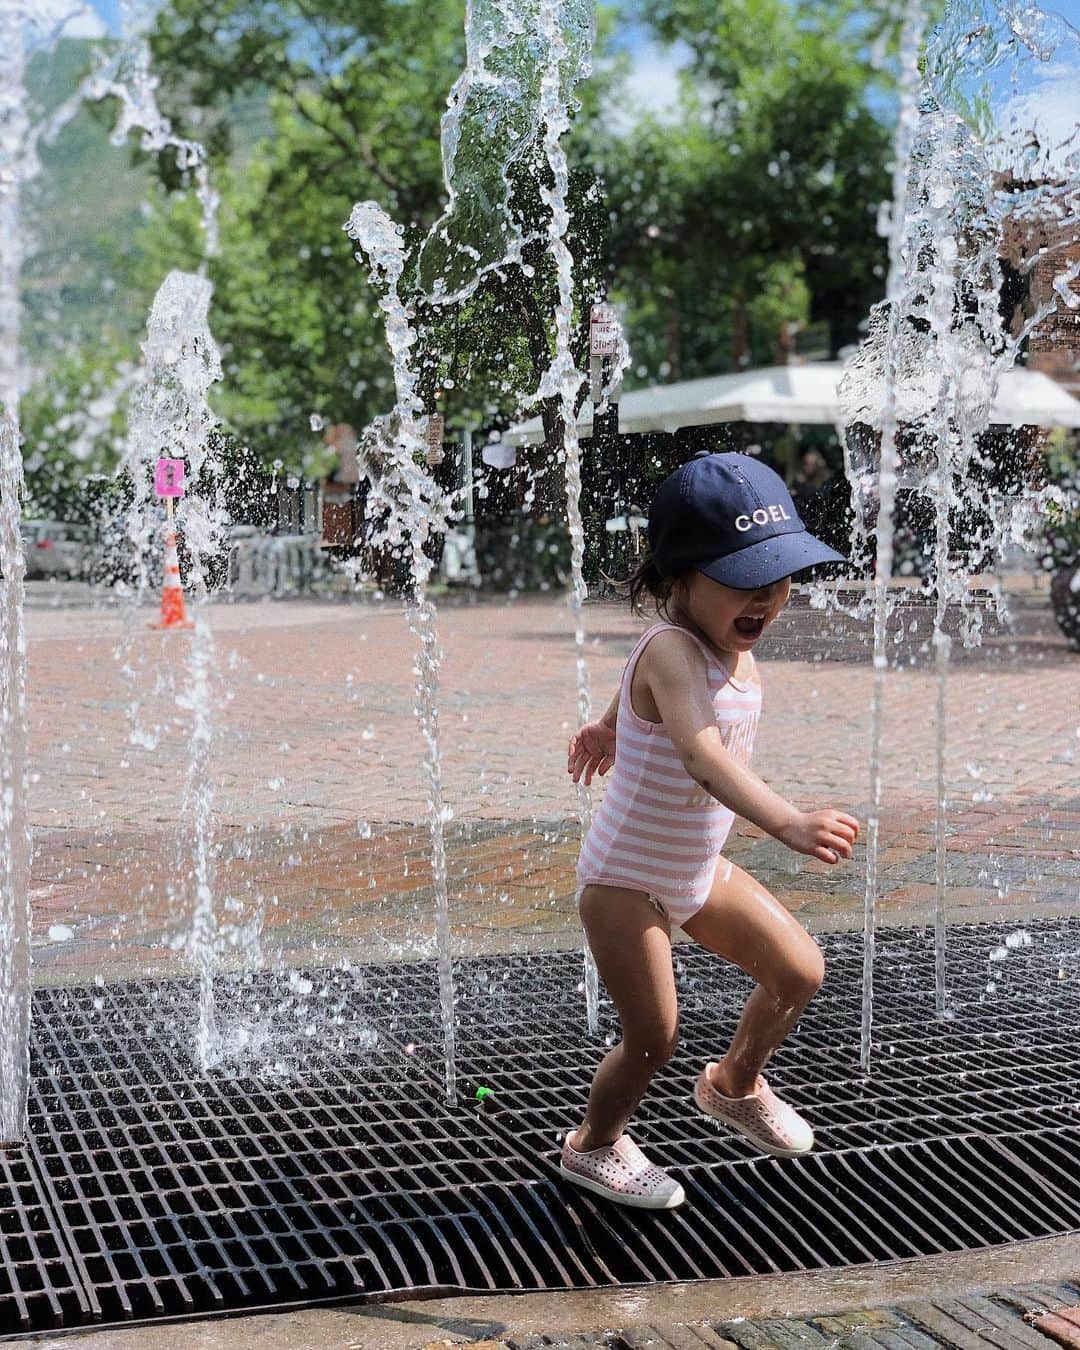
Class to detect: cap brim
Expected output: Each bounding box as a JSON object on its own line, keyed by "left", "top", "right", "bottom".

{"left": 696, "top": 531, "right": 846, "bottom": 590}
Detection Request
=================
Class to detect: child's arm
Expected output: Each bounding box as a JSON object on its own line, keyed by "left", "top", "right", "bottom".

{"left": 643, "top": 634, "right": 859, "bottom": 863}
{"left": 568, "top": 688, "right": 619, "bottom": 785}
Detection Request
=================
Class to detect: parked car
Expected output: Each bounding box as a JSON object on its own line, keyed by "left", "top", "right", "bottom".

{"left": 20, "top": 520, "right": 94, "bottom": 580}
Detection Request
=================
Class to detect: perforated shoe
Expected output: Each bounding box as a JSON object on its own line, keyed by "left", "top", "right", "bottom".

{"left": 693, "top": 1064, "right": 814, "bottom": 1157}
{"left": 559, "top": 1132, "right": 685, "bottom": 1209}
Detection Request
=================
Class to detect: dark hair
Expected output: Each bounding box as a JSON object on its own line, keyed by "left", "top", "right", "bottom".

{"left": 621, "top": 549, "right": 689, "bottom": 621}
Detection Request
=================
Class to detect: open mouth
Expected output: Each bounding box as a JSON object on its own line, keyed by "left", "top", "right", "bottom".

{"left": 733, "top": 614, "right": 766, "bottom": 639}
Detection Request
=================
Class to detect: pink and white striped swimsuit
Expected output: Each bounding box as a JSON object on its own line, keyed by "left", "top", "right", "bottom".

{"left": 576, "top": 623, "right": 761, "bottom": 926}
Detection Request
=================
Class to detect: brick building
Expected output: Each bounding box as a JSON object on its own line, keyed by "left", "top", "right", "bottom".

{"left": 999, "top": 182, "right": 1080, "bottom": 396}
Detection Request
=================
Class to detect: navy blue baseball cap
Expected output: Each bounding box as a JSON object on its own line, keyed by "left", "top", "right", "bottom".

{"left": 649, "top": 452, "right": 845, "bottom": 589}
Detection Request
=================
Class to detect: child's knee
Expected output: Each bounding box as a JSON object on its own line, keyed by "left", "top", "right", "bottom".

{"left": 626, "top": 1020, "right": 679, "bottom": 1068}
{"left": 776, "top": 944, "right": 825, "bottom": 1008}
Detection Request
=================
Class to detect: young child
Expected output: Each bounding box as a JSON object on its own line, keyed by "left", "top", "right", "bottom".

{"left": 562, "top": 451, "right": 859, "bottom": 1209}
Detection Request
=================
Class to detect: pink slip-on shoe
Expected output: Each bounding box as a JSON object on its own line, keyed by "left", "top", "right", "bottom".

{"left": 693, "top": 1064, "right": 814, "bottom": 1158}
{"left": 559, "top": 1132, "right": 686, "bottom": 1209}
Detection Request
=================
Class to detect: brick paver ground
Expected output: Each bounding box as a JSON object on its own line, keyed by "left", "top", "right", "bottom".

{"left": 462, "top": 1278, "right": 1080, "bottom": 1349}
{"left": 22, "top": 582, "right": 1080, "bottom": 983}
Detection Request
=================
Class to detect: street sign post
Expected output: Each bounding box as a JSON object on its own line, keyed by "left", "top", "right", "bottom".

{"left": 589, "top": 304, "right": 620, "bottom": 358}
{"left": 426, "top": 413, "right": 445, "bottom": 466}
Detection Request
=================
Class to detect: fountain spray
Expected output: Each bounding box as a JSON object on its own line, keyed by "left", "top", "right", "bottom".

{"left": 417, "top": 1, "right": 598, "bottom": 1039}
{"left": 344, "top": 205, "right": 458, "bottom": 1104}
{"left": 911, "top": 0, "right": 1077, "bottom": 1018}
{"left": 844, "top": 0, "right": 1079, "bottom": 1064}
{"left": 118, "top": 271, "right": 227, "bottom": 1069}
{"left": 0, "top": 0, "right": 31, "bottom": 1143}
{"left": 0, "top": 0, "right": 134, "bottom": 1140}
{"left": 856, "top": 0, "right": 927, "bottom": 1073}
{"left": 80, "top": 0, "right": 238, "bottom": 1066}
{"left": 536, "top": 0, "right": 601, "bottom": 1032}
{"left": 344, "top": 0, "right": 597, "bottom": 1091}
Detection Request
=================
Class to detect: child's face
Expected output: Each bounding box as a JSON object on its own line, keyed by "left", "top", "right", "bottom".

{"left": 679, "top": 570, "right": 791, "bottom": 653}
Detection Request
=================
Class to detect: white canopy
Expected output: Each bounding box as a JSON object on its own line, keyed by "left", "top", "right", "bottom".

{"left": 504, "top": 361, "right": 1080, "bottom": 444}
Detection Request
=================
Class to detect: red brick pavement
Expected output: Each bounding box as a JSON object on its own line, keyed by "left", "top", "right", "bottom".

{"left": 23, "top": 591, "right": 1080, "bottom": 981}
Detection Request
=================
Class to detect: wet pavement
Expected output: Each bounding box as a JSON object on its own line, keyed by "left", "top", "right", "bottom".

{"left": 11, "top": 580, "right": 1080, "bottom": 1347}
{"left": 23, "top": 582, "right": 1080, "bottom": 982}
{"left": 23, "top": 1236, "right": 1080, "bottom": 1347}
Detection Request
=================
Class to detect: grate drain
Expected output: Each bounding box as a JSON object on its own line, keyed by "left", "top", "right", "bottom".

{"left": 2, "top": 919, "right": 1080, "bottom": 1333}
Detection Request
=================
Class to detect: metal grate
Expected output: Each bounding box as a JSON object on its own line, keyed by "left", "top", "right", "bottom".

{"left": 0, "top": 1144, "right": 93, "bottom": 1330}
{"left": 2, "top": 919, "right": 1080, "bottom": 1334}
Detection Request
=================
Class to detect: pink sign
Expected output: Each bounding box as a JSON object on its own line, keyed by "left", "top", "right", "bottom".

{"left": 154, "top": 458, "right": 186, "bottom": 498}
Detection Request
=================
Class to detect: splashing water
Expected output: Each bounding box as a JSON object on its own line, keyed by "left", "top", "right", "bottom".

{"left": 0, "top": 0, "right": 34, "bottom": 1143}
{"left": 840, "top": 0, "right": 928, "bottom": 1073}
{"left": 417, "top": 0, "right": 600, "bottom": 1031}
{"left": 343, "top": 203, "right": 459, "bottom": 1104}
{"left": 841, "top": 0, "right": 1080, "bottom": 1065}
{"left": 83, "top": 1, "right": 218, "bottom": 252}
{"left": 535, "top": 0, "right": 600, "bottom": 1031}
{"left": 117, "top": 270, "right": 229, "bottom": 1069}
{"left": 919, "top": 1, "right": 1078, "bottom": 1016}
{"left": 68, "top": 2, "right": 230, "bottom": 1065}
{"left": 417, "top": 0, "right": 593, "bottom": 304}
{"left": 182, "top": 613, "right": 222, "bottom": 1067}
{"left": 0, "top": 0, "right": 229, "bottom": 1092}
{"left": 0, "top": 0, "right": 125, "bottom": 1141}
{"left": 0, "top": 404, "right": 29, "bottom": 1144}
{"left": 120, "top": 273, "right": 226, "bottom": 578}
{"left": 343, "top": 0, "right": 597, "bottom": 1091}
{"left": 6, "top": 0, "right": 1071, "bottom": 1116}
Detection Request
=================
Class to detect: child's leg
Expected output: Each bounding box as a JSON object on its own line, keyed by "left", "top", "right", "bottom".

{"left": 572, "top": 884, "right": 677, "bottom": 1150}
{"left": 681, "top": 861, "right": 824, "bottom": 1097}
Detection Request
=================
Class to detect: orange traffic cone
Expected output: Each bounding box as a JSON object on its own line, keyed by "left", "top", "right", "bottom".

{"left": 151, "top": 528, "right": 193, "bottom": 630}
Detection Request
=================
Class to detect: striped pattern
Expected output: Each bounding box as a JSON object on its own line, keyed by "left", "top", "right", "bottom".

{"left": 153, "top": 529, "right": 192, "bottom": 630}
{"left": 162, "top": 530, "right": 183, "bottom": 591}
{"left": 577, "top": 622, "right": 761, "bottom": 923}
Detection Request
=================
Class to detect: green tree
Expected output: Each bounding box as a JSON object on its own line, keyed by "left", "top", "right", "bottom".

{"left": 136, "top": 0, "right": 620, "bottom": 483}
{"left": 20, "top": 341, "right": 134, "bottom": 522}
{"left": 28, "top": 0, "right": 905, "bottom": 498}
{"left": 603, "top": 0, "right": 899, "bottom": 367}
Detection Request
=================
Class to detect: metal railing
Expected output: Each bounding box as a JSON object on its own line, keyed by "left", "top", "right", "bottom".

{"left": 226, "top": 527, "right": 324, "bottom": 598}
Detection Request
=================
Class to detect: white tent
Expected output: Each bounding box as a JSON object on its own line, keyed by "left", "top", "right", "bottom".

{"left": 504, "top": 361, "right": 1080, "bottom": 445}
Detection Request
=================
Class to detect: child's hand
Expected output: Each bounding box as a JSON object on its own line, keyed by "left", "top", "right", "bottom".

{"left": 568, "top": 720, "right": 616, "bottom": 786}
{"left": 778, "top": 809, "right": 860, "bottom": 864}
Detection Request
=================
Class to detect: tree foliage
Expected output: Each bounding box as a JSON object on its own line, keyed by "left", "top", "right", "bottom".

{"left": 28, "top": 0, "right": 903, "bottom": 492}
{"left": 133, "top": 0, "right": 619, "bottom": 484}
{"left": 601, "top": 0, "right": 898, "bottom": 373}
